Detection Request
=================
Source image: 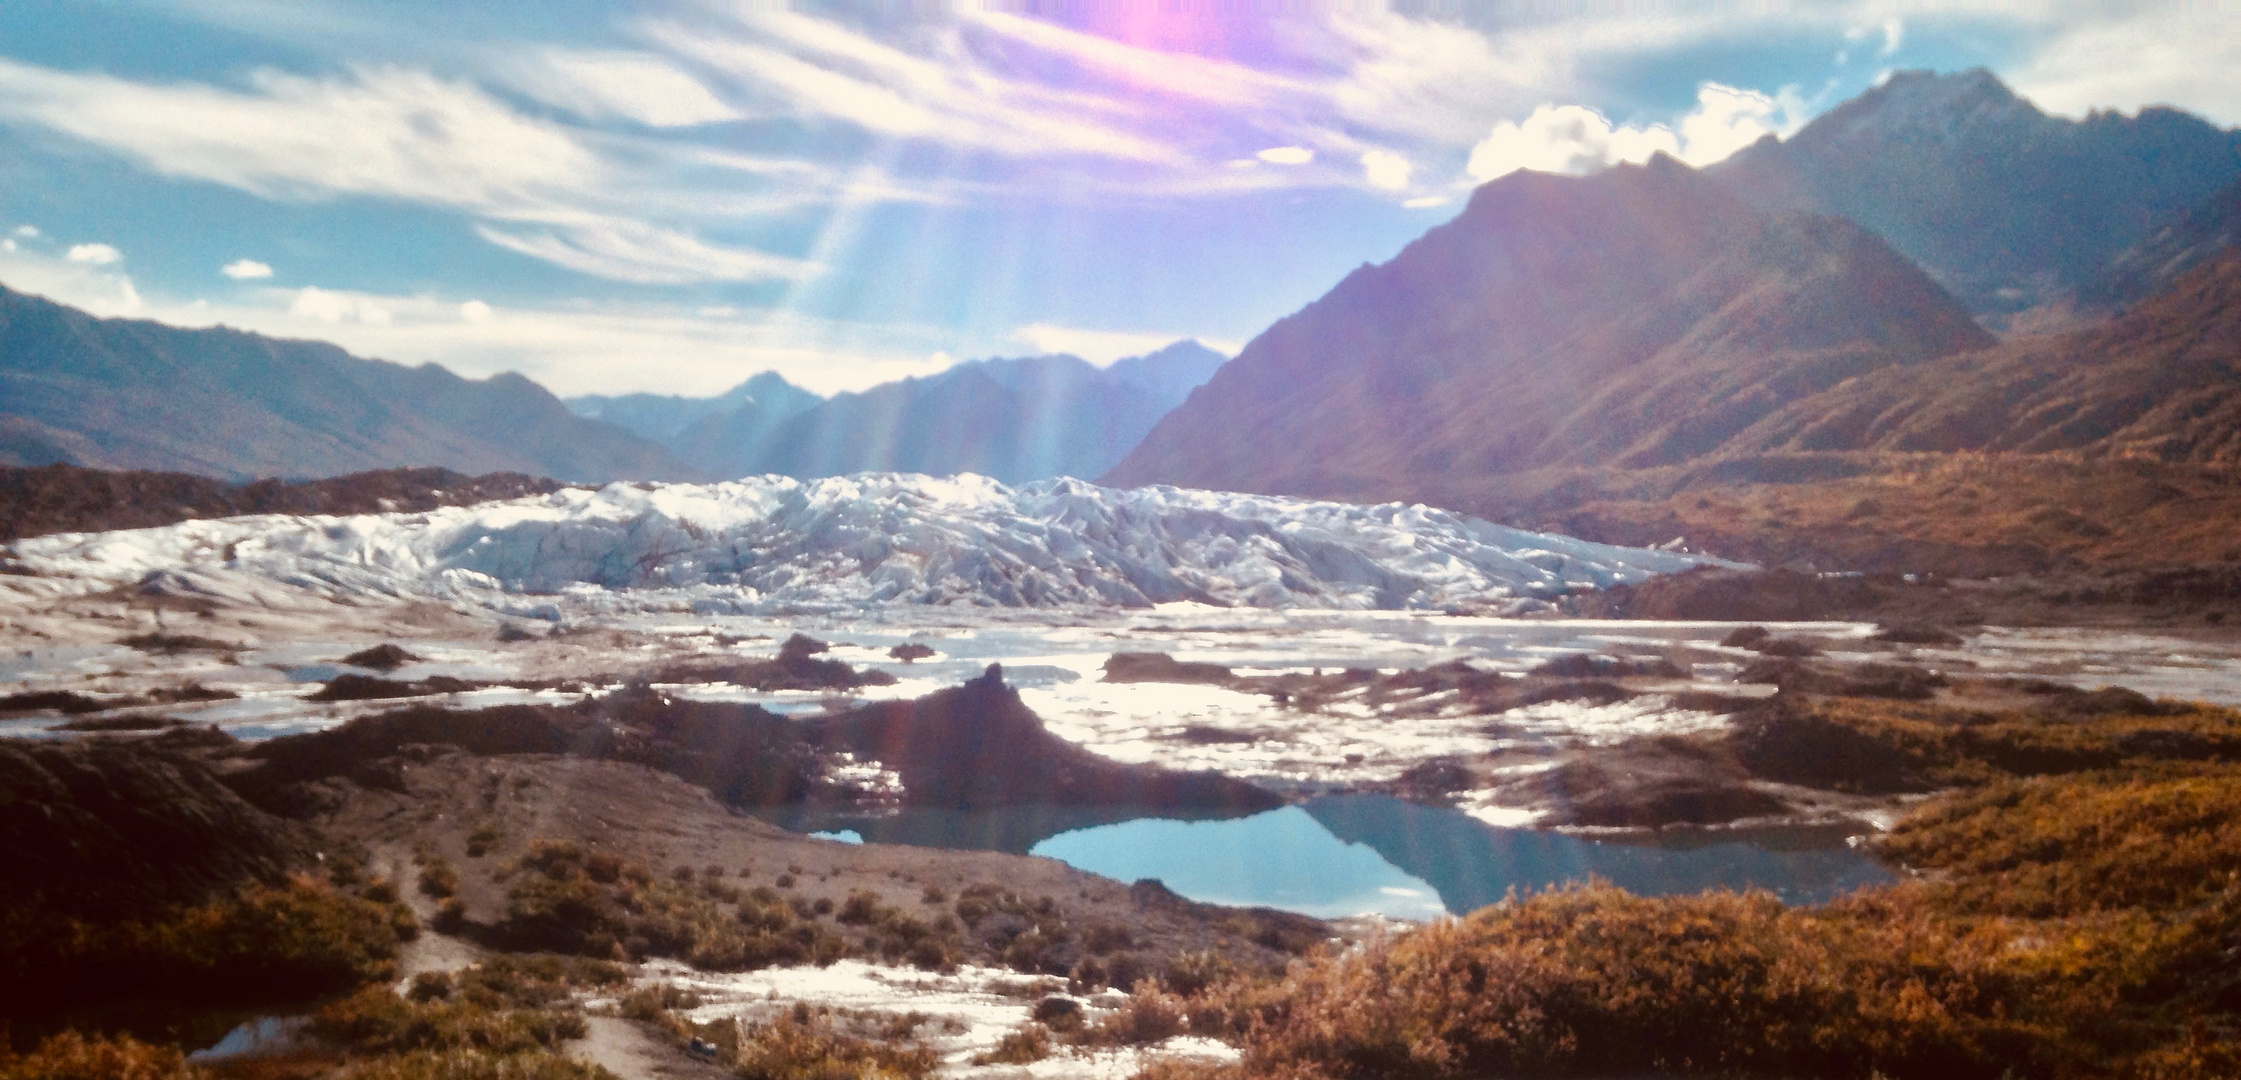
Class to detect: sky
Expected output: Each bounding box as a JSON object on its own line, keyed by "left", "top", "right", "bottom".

{"left": 0, "top": 1, "right": 2234, "bottom": 397}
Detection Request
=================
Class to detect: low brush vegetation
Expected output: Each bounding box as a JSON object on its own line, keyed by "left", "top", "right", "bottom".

{"left": 0, "top": 875, "right": 411, "bottom": 1027}
{"left": 495, "top": 839, "right": 861, "bottom": 968}
{"left": 492, "top": 838, "right": 1284, "bottom": 986}
{"left": 1732, "top": 689, "right": 2241, "bottom": 793}
{"left": 0, "top": 1031, "right": 202, "bottom": 1080}
{"left": 1155, "top": 689, "right": 2241, "bottom": 1080}
{"left": 728, "top": 1009, "right": 939, "bottom": 1080}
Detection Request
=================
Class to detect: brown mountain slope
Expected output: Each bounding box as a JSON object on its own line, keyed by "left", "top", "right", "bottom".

{"left": 0, "top": 284, "right": 691, "bottom": 483}
{"left": 2082, "top": 178, "right": 2241, "bottom": 313}
{"left": 1731, "top": 254, "right": 2241, "bottom": 464}
{"left": 1481, "top": 452, "right": 2241, "bottom": 577}
{"left": 1103, "top": 155, "right": 1990, "bottom": 497}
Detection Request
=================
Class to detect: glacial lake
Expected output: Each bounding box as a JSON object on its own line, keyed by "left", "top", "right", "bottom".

{"left": 760, "top": 794, "right": 1896, "bottom": 919}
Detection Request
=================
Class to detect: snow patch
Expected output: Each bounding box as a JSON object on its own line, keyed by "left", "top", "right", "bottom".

{"left": 631, "top": 959, "right": 1238, "bottom": 1078}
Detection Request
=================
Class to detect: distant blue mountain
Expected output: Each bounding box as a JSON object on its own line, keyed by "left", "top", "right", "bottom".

{"left": 717, "top": 340, "right": 1227, "bottom": 484}
{"left": 565, "top": 371, "right": 822, "bottom": 451}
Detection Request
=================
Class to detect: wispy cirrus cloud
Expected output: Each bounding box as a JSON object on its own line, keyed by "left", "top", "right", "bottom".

{"left": 496, "top": 48, "right": 741, "bottom": 128}
{"left": 0, "top": 58, "right": 814, "bottom": 285}
{"left": 0, "top": 235, "right": 938, "bottom": 396}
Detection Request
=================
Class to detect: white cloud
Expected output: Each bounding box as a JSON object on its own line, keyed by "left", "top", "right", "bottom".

{"left": 289, "top": 285, "right": 395, "bottom": 324}
{"left": 473, "top": 215, "right": 816, "bottom": 285}
{"left": 1, "top": 239, "right": 12, "bottom": 252}
{"left": 501, "top": 49, "right": 741, "bottom": 127}
{"left": 459, "top": 299, "right": 494, "bottom": 323}
{"left": 1360, "top": 149, "right": 1412, "bottom": 190}
{"left": 1257, "top": 146, "right": 1314, "bottom": 165}
{"left": 65, "top": 242, "right": 121, "bottom": 265}
{"left": 221, "top": 258, "right": 273, "bottom": 279}
{"left": 0, "top": 236, "right": 946, "bottom": 395}
{"left": 965, "top": 10, "right": 1304, "bottom": 109}
{"left": 2008, "top": 7, "right": 2241, "bottom": 125}
{"left": 654, "top": 13, "right": 1181, "bottom": 164}
{"left": 1466, "top": 81, "right": 1798, "bottom": 181}
{"left": 1402, "top": 195, "right": 1450, "bottom": 209}
{"left": 1880, "top": 18, "right": 1905, "bottom": 57}
{"left": 0, "top": 240, "right": 141, "bottom": 315}
{"left": 1009, "top": 323, "right": 1234, "bottom": 365}
{"left": 0, "top": 60, "right": 595, "bottom": 209}
{"left": 0, "top": 59, "right": 814, "bottom": 285}
{"left": 1675, "top": 84, "right": 1798, "bottom": 167}
{"left": 12, "top": 225, "right": 37, "bottom": 238}
{"left": 1467, "top": 105, "right": 1679, "bottom": 180}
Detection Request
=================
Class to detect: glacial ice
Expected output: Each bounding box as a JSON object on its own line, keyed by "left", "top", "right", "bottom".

{"left": 4, "top": 473, "right": 1728, "bottom": 615}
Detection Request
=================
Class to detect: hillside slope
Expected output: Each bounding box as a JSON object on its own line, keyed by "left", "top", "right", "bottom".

{"left": 0, "top": 285, "right": 688, "bottom": 483}
{"left": 2081, "top": 179, "right": 2241, "bottom": 313}
{"left": 1734, "top": 255, "right": 2241, "bottom": 463}
{"left": 1104, "top": 155, "right": 1989, "bottom": 498}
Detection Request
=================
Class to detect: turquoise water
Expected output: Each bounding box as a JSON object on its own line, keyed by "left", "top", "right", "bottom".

{"left": 765, "top": 795, "right": 1895, "bottom": 919}
{"left": 1030, "top": 803, "right": 1449, "bottom": 918}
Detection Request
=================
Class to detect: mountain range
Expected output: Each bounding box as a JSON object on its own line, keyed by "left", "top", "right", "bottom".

{"left": 0, "top": 286, "right": 688, "bottom": 484}
{"left": 565, "top": 372, "right": 823, "bottom": 457}
{"left": 7, "top": 67, "right": 2241, "bottom": 575}
{"left": 1710, "top": 67, "right": 2241, "bottom": 321}
{"left": 566, "top": 341, "right": 1225, "bottom": 484}
{"left": 1111, "top": 70, "right": 2241, "bottom": 573}
{"left": 0, "top": 279, "right": 1222, "bottom": 487}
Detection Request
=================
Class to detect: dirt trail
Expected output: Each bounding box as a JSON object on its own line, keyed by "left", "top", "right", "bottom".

{"left": 569, "top": 1016, "right": 730, "bottom": 1080}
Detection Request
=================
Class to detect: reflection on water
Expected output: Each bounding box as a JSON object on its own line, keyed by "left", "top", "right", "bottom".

{"left": 1033, "top": 804, "right": 1448, "bottom": 919}
{"left": 760, "top": 794, "right": 1894, "bottom": 919}
{"left": 1302, "top": 794, "right": 1894, "bottom": 912}
{"left": 749, "top": 802, "right": 1263, "bottom": 857}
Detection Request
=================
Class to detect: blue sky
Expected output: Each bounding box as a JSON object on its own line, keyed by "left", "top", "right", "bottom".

{"left": 0, "top": 1, "right": 2232, "bottom": 396}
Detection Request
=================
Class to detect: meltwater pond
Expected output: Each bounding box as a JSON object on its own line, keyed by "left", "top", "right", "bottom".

{"left": 765, "top": 794, "right": 1895, "bottom": 920}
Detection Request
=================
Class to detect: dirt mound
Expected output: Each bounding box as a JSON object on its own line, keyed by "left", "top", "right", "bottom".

{"left": 1526, "top": 654, "right": 1687, "bottom": 679}
{"left": 237, "top": 667, "right": 1280, "bottom": 821}
{"left": 306, "top": 674, "right": 483, "bottom": 702}
{"left": 1541, "top": 737, "right": 1787, "bottom": 827}
{"left": 0, "top": 684, "right": 236, "bottom": 718}
{"left": 1572, "top": 567, "right": 1894, "bottom": 621}
{"left": 650, "top": 633, "right": 898, "bottom": 691}
{"left": 1101, "top": 652, "right": 1236, "bottom": 684}
{"left": 0, "top": 463, "right": 571, "bottom": 542}
{"left": 0, "top": 738, "right": 316, "bottom": 919}
{"left": 816, "top": 665, "right": 1278, "bottom": 813}
{"left": 339, "top": 644, "right": 421, "bottom": 671}
{"left": 0, "top": 689, "right": 109, "bottom": 715}
{"left": 1737, "top": 660, "right": 1947, "bottom": 700}
{"left": 1728, "top": 699, "right": 1934, "bottom": 794}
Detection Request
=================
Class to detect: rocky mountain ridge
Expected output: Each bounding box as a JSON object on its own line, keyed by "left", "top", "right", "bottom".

{"left": 0, "top": 285, "right": 688, "bottom": 483}
{"left": 1710, "top": 67, "right": 2241, "bottom": 320}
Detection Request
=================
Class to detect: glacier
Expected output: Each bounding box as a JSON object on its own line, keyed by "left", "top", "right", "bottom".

{"left": 2, "top": 474, "right": 1729, "bottom": 616}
